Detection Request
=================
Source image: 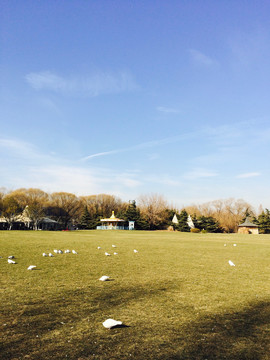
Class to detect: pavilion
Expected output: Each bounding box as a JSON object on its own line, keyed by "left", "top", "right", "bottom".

{"left": 97, "top": 211, "right": 128, "bottom": 230}
{"left": 238, "top": 218, "right": 259, "bottom": 234}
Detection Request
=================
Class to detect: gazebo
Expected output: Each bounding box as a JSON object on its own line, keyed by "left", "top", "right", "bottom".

{"left": 238, "top": 218, "right": 259, "bottom": 234}
{"left": 97, "top": 211, "right": 128, "bottom": 230}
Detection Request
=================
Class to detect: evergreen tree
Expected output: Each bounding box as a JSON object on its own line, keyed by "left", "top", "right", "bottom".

{"left": 123, "top": 201, "right": 150, "bottom": 230}
{"left": 80, "top": 206, "right": 92, "bottom": 229}
{"left": 176, "top": 209, "right": 190, "bottom": 232}
{"left": 196, "top": 215, "right": 223, "bottom": 233}
{"left": 257, "top": 209, "right": 270, "bottom": 234}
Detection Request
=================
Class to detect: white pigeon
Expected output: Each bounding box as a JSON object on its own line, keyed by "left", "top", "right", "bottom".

{"left": 65, "top": 250, "right": 71, "bottom": 253}
{"left": 8, "top": 255, "right": 15, "bottom": 259}
{"left": 134, "top": 249, "right": 138, "bottom": 253}
{"left": 113, "top": 252, "right": 118, "bottom": 255}
{"left": 48, "top": 253, "right": 54, "bottom": 257}
{"left": 99, "top": 275, "right": 110, "bottom": 281}
{"left": 58, "top": 250, "right": 63, "bottom": 254}
{"left": 102, "top": 319, "right": 122, "bottom": 329}
{"left": 27, "top": 265, "right": 36, "bottom": 270}
{"left": 8, "top": 259, "right": 16, "bottom": 264}
{"left": 112, "top": 245, "right": 116, "bottom": 248}
{"left": 72, "top": 250, "right": 77, "bottom": 254}
{"left": 54, "top": 250, "right": 58, "bottom": 253}
{"left": 105, "top": 252, "right": 111, "bottom": 256}
{"left": 42, "top": 253, "right": 47, "bottom": 257}
{"left": 233, "top": 244, "right": 237, "bottom": 247}
{"left": 228, "top": 260, "right": 235, "bottom": 266}
{"left": 224, "top": 244, "right": 227, "bottom": 247}
{"left": 97, "top": 246, "right": 101, "bottom": 250}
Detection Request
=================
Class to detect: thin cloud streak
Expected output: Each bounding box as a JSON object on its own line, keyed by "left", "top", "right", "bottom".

{"left": 236, "top": 172, "right": 261, "bottom": 178}
{"left": 157, "top": 106, "right": 181, "bottom": 114}
{"left": 0, "top": 138, "right": 40, "bottom": 159}
{"left": 81, "top": 132, "right": 198, "bottom": 161}
{"left": 25, "top": 70, "right": 139, "bottom": 97}
{"left": 188, "top": 49, "right": 218, "bottom": 67}
{"left": 184, "top": 168, "right": 218, "bottom": 180}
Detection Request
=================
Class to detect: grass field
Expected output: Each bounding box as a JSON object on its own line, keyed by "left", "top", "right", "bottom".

{"left": 1, "top": 230, "right": 270, "bottom": 360}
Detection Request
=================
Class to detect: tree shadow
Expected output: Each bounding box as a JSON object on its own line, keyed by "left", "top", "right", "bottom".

{"left": 165, "top": 300, "right": 270, "bottom": 360}
{"left": 1, "top": 281, "right": 269, "bottom": 360}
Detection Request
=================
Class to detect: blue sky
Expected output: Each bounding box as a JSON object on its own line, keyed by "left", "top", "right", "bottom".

{"left": 1, "top": 1, "right": 270, "bottom": 209}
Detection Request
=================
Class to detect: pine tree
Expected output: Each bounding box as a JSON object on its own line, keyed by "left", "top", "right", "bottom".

{"left": 257, "top": 209, "right": 270, "bottom": 234}
{"left": 123, "top": 201, "right": 149, "bottom": 230}
{"left": 80, "top": 206, "right": 92, "bottom": 229}
{"left": 196, "top": 215, "right": 223, "bottom": 233}
{"left": 176, "top": 209, "right": 190, "bottom": 232}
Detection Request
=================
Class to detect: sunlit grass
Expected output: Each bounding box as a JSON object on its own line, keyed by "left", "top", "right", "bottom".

{"left": 1, "top": 230, "right": 270, "bottom": 359}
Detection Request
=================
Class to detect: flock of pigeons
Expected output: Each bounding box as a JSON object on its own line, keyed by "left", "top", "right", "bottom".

{"left": 5, "top": 243, "right": 139, "bottom": 329}
{"left": 6, "top": 249, "right": 79, "bottom": 270}
{"left": 5, "top": 241, "right": 238, "bottom": 329}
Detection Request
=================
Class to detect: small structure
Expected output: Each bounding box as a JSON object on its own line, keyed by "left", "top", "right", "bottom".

{"left": 172, "top": 214, "right": 179, "bottom": 225}
{"left": 187, "top": 215, "right": 195, "bottom": 229}
{"left": 39, "top": 217, "right": 60, "bottom": 231}
{"left": 238, "top": 218, "right": 259, "bottom": 234}
{"left": 128, "top": 221, "right": 135, "bottom": 230}
{"left": 97, "top": 211, "right": 128, "bottom": 230}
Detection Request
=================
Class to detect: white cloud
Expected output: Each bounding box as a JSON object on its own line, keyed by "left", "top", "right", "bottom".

{"left": 157, "top": 106, "right": 181, "bottom": 114}
{"left": 25, "top": 70, "right": 139, "bottom": 97}
{"left": 236, "top": 172, "right": 261, "bottom": 179}
{"left": 145, "top": 175, "right": 181, "bottom": 186}
{"left": 183, "top": 168, "right": 218, "bottom": 180}
{"left": 0, "top": 138, "right": 41, "bottom": 159}
{"left": 188, "top": 49, "right": 217, "bottom": 67}
{"left": 147, "top": 153, "right": 160, "bottom": 161}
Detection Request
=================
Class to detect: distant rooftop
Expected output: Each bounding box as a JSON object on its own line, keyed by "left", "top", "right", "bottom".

{"left": 238, "top": 217, "right": 258, "bottom": 227}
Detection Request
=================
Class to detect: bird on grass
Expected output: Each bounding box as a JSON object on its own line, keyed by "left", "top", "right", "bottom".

{"left": 233, "top": 244, "right": 237, "bottom": 247}
{"left": 53, "top": 250, "right": 58, "bottom": 253}
{"left": 134, "top": 249, "right": 138, "bottom": 253}
{"left": 65, "top": 250, "right": 71, "bottom": 253}
{"left": 113, "top": 252, "right": 118, "bottom": 255}
{"left": 58, "top": 250, "right": 63, "bottom": 254}
{"left": 228, "top": 260, "right": 235, "bottom": 266}
{"left": 48, "top": 253, "right": 54, "bottom": 257}
{"left": 97, "top": 246, "right": 101, "bottom": 250}
{"left": 99, "top": 276, "right": 110, "bottom": 281}
{"left": 102, "top": 319, "right": 122, "bottom": 329}
{"left": 27, "top": 265, "right": 36, "bottom": 270}
{"left": 105, "top": 252, "right": 111, "bottom": 256}
{"left": 42, "top": 253, "right": 47, "bottom": 257}
{"left": 72, "top": 250, "right": 77, "bottom": 254}
{"left": 112, "top": 245, "right": 116, "bottom": 248}
{"left": 8, "top": 259, "right": 16, "bottom": 264}
{"left": 8, "top": 255, "right": 15, "bottom": 259}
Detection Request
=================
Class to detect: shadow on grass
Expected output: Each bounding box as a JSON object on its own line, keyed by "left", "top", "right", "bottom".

{"left": 1, "top": 281, "right": 269, "bottom": 360}
{"left": 164, "top": 300, "right": 270, "bottom": 360}
{"left": 0, "top": 281, "right": 175, "bottom": 359}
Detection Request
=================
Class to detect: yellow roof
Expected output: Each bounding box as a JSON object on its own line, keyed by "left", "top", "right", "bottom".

{"left": 100, "top": 211, "right": 124, "bottom": 222}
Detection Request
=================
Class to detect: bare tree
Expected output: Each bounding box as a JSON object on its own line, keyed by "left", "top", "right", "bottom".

{"left": 49, "top": 192, "right": 83, "bottom": 228}
{"left": 8, "top": 188, "right": 49, "bottom": 229}
{"left": 186, "top": 198, "right": 254, "bottom": 232}
{"left": 138, "top": 193, "right": 168, "bottom": 230}
{"left": 1, "top": 195, "right": 22, "bottom": 230}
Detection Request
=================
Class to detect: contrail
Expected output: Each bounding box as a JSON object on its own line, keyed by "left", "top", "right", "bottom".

{"left": 80, "top": 132, "right": 196, "bottom": 162}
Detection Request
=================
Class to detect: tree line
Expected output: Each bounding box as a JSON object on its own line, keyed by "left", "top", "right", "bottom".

{"left": 0, "top": 188, "right": 269, "bottom": 233}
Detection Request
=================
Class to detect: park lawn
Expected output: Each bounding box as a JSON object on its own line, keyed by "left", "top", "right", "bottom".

{"left": 0, "top": 230, "right": 269, "bottom": 360}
